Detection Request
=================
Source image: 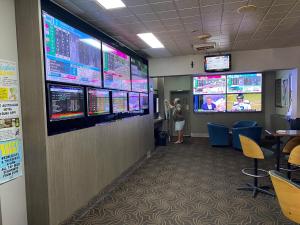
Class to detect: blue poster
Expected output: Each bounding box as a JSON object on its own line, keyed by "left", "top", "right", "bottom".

{"left": 0, "top": 139, "right": 22, "bottom": 184}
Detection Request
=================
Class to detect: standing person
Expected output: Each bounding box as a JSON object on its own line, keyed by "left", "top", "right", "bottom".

{"left": 171, "top": 98, "right": 185, "bottom": 144}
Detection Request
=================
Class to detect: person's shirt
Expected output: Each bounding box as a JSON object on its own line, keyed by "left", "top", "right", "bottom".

{"left": 232, "top": 100, "right": 251, "bottom": 111}
{"left": 173, "top": 103, "right": 185, "bottom": 121}
{"left": 201, "top": 103, "right": 216, "bottom": 110}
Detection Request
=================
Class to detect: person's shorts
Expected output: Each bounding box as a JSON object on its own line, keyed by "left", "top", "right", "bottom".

{"left": 175, "top": 120, "right": 185, "bottom": 131}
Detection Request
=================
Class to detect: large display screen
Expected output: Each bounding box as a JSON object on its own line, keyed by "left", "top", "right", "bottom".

{"left": 194, "top": 94, "right": 226, "bottom": 112}
{"left": 193, "top": 75, "right": 226, "bottom": 95}
{"left": 48, "top": 84, "right": 85, "bottom": 121}
{"left": 140, "top": 93, "right": 149, "bottom": 110}
{"left": 112, "top": 91, "right": 128, "bottom": 113}
{"left": 103, "top": 43, "right": 131, "bottom": 91}
{"left": 204, "top": 54, "right": 231, "bottom": 72}
{"left": 87, "top": 88, "right": 110, "bottom": 116}
{"left": 227, "top": 73, "right": 262, "bottom": 93}
{"left": 128, "top": 92, "right": 140, "bottom": 111}
{"left": 193, "top": 73, "right": 262, "bottom": 113}
{"left": 227, "top": 93, "right": 262, "bottom": 112}
{"left": 42, "top": 12, "right": 102, "bottom": 87}
{"left": 131, "top": 58, "right": 148, "bottom": 93}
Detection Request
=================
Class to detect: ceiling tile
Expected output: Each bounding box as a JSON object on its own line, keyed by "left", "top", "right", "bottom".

{"left": 122, "top": 0, "right": 148, "bottom": 6}
{"left": 150, "top": 1, "right": 176, "bottom": 12}
{"left": 174, "top": 0, "right": 199, "bottom": 9}
{"left": 157, "top": 10, "right": 179, "bottom": 20}
{"left": 137, "top": 13, "right": 158, "bottom": 21}
{"left": 200, "top": 0, "right": 223, "bottom": 7}
{"left": 161, "top": 18, "right": 182, "bottom": 26}
{"left": 129, "top": 5, "right": 153, "bottom": 14}
{"left": 178, "top": 7, "right": 200, "bottom": 17}
{"left": 273, "top": 0, "right": 297, "bottom": 5}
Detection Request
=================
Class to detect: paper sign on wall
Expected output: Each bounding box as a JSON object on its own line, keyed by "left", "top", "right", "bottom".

{"left": 0, "top": 60, "right": 22, "bottom": 184}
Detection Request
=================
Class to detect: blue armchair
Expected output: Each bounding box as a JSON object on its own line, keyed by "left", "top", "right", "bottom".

{"left": 207, "top": 122, "right": 230, "bottom": 146}
{"left": 232, "top": 120, "right": 257, "bottom": 128}
{"left": 232, "top": 126, "right": 262, "bottom": 150}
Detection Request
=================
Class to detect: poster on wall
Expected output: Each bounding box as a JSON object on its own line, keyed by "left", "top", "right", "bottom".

{"left": 0, "top": 60, "right": 22, "bottom": 184}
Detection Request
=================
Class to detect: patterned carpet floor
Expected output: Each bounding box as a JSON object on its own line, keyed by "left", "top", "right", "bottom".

{"left": 66, "top": 138, "right": 299, "bottom": 225}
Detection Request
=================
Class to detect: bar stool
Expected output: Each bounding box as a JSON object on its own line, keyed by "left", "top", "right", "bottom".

{"left": 269, "top": 170, "right": 300, "bottom": 224}
{"left": 280, "top": 137, "right": 300, "bottom": 179}
{"left": 238, "top": 135, "right": 275, "bottom": 198}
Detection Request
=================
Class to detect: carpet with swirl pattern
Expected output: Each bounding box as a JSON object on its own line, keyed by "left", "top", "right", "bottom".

{"left": 64, "top": 138, "right": 299, "bottom": 225}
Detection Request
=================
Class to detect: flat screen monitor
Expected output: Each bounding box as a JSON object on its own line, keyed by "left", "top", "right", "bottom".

{"left": 227, "top": 73, "right": 262, "bottom": 93}
{"left": 204, "top": 54, "right": 231, "bottom": 72}
{"left": 42, "top": 12, "right": 102, "bottom": 87}
{"left": 131, "top": 58, "right": 148, "bottom": 93}
{"left": 48, "top": 84, "right": 85, "bottom": 121}
{"left": 102, "top": 43, "right": 131, "bottom": 91}
{"left": 193, "top": 75, "right": 226, "bottom": 95}
{"left": 87, "top": 88, "right": 110, "bottom": 116}
{"left": 140, "top": 93, "right": 149, "bottom": 109}
{"left": 227, "top": 93, "right": 262, "bottom": 112}
{"left": 194, "top": 94, "right": 226, "bottom": 112}
{"left": 112, "top": 91, "right": 128, "bottom": 113}
{"left": 128, "top": 92, "right": 140, "bottom": 111}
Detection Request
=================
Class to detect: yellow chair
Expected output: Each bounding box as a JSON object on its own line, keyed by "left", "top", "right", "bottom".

{"left": 269, "top": 170, "right": 300, "bottom": 224}
{"left": 238, "top": 135, "right": 275, "bottom": 198}
{"left": 281, "top": 137, "right": 300, "bottom": 179}
{"left": 289, "top": 145, "right": 300, "bottom": 166}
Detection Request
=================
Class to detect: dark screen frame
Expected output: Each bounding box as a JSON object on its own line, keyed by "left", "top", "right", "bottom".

{"left": 204, "top": 54, "right": 231, "bottom": 73}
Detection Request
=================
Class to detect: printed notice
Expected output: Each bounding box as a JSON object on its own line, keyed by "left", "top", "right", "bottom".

{"left": 0, "top": 60, "right": 22, "bottom": 184}
{"left": 0, "top": 139, "right": 22, "bottom": 183}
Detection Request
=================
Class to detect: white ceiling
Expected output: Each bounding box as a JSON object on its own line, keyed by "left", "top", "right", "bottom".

{"left": 52, "top": 0, "right": 300, "bottom": 58}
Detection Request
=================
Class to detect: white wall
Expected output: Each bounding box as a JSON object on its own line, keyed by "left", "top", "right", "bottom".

{"left": 0, "top": 0, "right": 28, "bottom": 225}
{"left": 149, "top": 46, "right": 300, "bottom": 119}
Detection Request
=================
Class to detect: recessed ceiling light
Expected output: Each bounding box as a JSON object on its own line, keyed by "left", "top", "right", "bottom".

{"left": 237, "top": 5, "right": 257, "bottom": 14}
{"left": 137, "top": 33, "right": 165, "bottom": 48}
{"left": 96, "top": 0, "right": 126, "bottom": 9}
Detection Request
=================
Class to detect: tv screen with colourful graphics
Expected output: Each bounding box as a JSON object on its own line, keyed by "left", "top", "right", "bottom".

{"left": 128, "top": 92, "right": 140, "bottom": 111}
{"left": 193, "top": 73, "right": 263, "bottom": 113}
{"left": 42, "top": 12, "right": 102, "bottom": 87}
{"left": 87, "top": 88, "right": 110, "bottom": 116}
{"left": 227, "top": 93, "right": 262, "bottom": 112}
{"left": 102, "top": 43, "right": 131, "bottom": 91}
{"left": 193, "top": 75, "right": 226, "bottom": 95}
{"left": 48, "top": 84, "right": 85, "bottom": 121}
{"left": 140, "top": 93, "right": 149, "bottom": 109}
{"left": 194, "top": 94, "right": 226, "bottom": 112}
{"left": 204, "top": 54, "right": 231, "bottom": 72}
{"left": 112, "top": 91, "right": 128, "bottom": 113}
{"left": 131, "top": 58, "right": 148, "bottom": 93}
{"left": 227, "top": 73, "right": 262, "bottom": 93}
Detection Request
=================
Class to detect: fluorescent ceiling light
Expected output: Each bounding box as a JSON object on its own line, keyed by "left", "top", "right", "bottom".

{"left": 80, "top": 39, "right": 101, "bottom": 49}
{"left": 137, "top": 33, "right": 165, "bottom": 49}
{"left": 96, "top": 0, "right": 126, "bottom": 9}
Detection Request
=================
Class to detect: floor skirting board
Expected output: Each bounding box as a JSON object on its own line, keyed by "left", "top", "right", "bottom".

{"left": 191, "top": 133, "right": 209, "bottom": 137}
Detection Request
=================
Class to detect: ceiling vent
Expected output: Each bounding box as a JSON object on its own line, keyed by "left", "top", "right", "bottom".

{"left": 193, "top": 42, "right": 216, "bottom": 52}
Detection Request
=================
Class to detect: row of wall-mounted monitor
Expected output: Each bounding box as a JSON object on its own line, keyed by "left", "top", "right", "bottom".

{"left": 193, "top": 73, "right": 263, "bottom": 113}
{"left": 48, "top": 84, "right": 149, "bottom": 121}
{"left": 42, "top": 11, "right": 148, "bottom": 93}
{"left": 47, "top": 83, "right": 149, "bottom": 135}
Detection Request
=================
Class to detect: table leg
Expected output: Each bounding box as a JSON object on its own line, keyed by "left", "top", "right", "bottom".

{"left": 276, "top": 136, "right": 281, "bottom": 171}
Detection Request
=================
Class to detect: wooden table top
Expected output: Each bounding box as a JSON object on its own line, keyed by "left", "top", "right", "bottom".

{"left": 265, "top": 129, "right": 300, "bottom": 137}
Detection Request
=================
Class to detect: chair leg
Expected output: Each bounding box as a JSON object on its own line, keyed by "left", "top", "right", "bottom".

{"left": 237, "top": 159, "right": 275, "bottom": 198}
{"left": 287, "top": 163, "right": 291, "bottom": 179}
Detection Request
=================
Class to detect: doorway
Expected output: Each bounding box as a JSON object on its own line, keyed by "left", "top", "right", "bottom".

{"left": 170, "top": 91, "right": 191, "bottom": 137}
